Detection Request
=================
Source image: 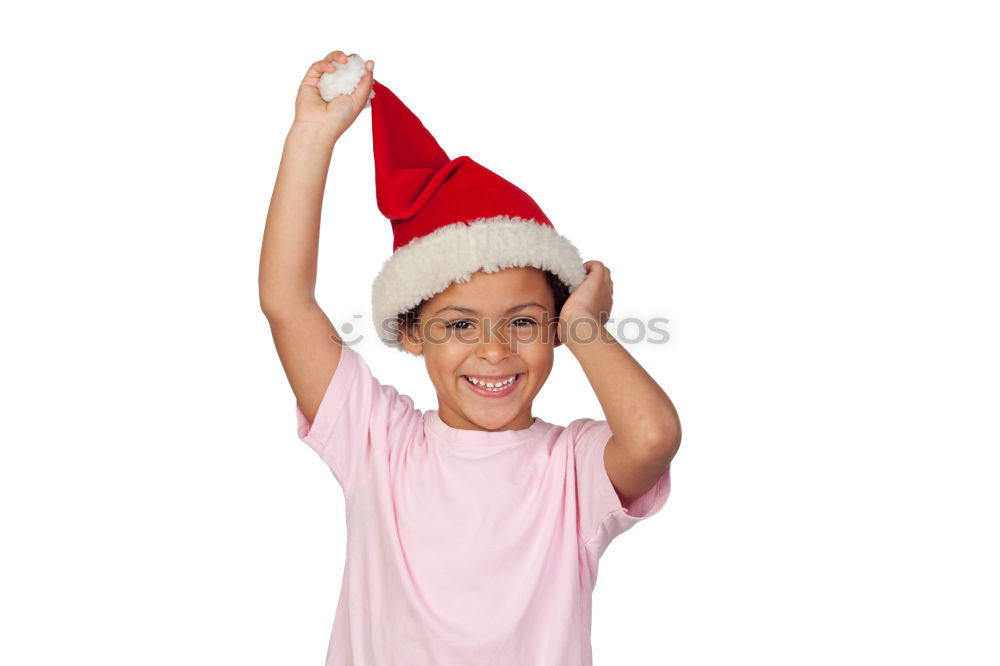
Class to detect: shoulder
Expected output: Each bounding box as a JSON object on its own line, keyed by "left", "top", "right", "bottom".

{"left": 563, "top": 417, "right": 612, "bottom": 448}
{"left": 326, "top": 343, "right": 424, "bottom": 430}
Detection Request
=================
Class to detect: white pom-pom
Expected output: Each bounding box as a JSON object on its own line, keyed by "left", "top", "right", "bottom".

{"left": 318, "top": 54, "right": 375, "bottom": 107}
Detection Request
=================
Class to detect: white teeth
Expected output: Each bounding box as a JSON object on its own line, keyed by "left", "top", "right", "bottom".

{"left": 465, "top": 375, "right": 517, "bottom": 391}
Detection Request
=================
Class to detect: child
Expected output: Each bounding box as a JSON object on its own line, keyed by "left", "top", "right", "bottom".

{"left": 259, "top": 50, "right": 682, "bottom": 665}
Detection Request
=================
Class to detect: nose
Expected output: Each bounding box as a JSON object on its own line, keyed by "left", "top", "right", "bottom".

{"left": 476, "top": 319, "right": 513, "bottom": 362}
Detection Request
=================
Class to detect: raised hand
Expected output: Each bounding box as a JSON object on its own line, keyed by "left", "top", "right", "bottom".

{"left": 558, "top": 260, "right": 614, "bottom": 346}
{"left": 294, "top": 50, "right": 375, "bottom": 141}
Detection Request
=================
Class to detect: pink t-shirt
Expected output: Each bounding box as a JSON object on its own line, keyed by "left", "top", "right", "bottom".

{"left": 294, "top": 344, "right": 671, "bottom": 666}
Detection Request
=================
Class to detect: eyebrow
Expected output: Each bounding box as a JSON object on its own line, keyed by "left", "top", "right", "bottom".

{"left": 432, "top": 302, "right": 548, "bottom": 316}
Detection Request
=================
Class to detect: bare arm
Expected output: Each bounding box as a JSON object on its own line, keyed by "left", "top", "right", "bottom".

{"left": 258, "top": 51, "right": 375, "bottom": 425}
{"left": 559, "top": 261, "right": 681, "bottom": 506}
{"left": 565, "top": 317, "right": 681, "bottom": 505}
{"left": 259, "top": 122, "right": 339, "bottom": 316}
{"left": 259, "top": 123, "right": 343, "bottom": 425}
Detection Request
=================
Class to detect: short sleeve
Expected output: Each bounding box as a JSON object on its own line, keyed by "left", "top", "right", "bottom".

{"left": 294, "top": 344, "right": 420, "bottom": 495}
{"left": 573, "top": 418, "right": 672, "bottom": 559}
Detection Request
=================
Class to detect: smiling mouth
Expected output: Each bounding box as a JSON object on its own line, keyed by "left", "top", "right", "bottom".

{"left": 462, "top": 373, "right": 522, "bottom": 396}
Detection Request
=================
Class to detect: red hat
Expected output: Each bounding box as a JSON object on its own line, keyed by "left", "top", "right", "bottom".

{"left": 369, "top": 80, "right": 586, "bottom": 352}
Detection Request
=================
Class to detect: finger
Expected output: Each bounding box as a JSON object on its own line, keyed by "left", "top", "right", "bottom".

{"left": 301, "top": 59, "right": 335, "bottom": 87}
{"left": 324, "top": 50, "right": 348, "bottom": 63}
{"left": 300, "top": 61, "right": 325, "bottom": 88}
{"left": 351, "top": 65, "right": 376, "bottom": 106}
{"left": 354, "top": 58, "right": 375, "bottom": 87}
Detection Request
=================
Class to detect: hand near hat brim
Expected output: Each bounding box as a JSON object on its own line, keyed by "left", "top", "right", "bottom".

{"left": 557, "top": 260, "right": 614, "bottom": 345}
{"left": 295, "top": 50, "right": 375, "bottom": 141}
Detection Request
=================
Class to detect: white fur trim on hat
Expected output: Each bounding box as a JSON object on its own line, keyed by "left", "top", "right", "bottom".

{"left": 371, "top": 215, "right": 587, "bottom": 353}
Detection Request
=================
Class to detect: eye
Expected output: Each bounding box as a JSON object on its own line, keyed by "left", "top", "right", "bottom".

{"left": 446, "top": 320, "right": 474, "bottom": 330}
{"left": 511, "top": 317, "right": 536, "bottom": 327}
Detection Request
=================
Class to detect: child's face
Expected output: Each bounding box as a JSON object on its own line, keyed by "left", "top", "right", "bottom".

{"left": 400, "top": 266, "right": 560, "bottom": 432}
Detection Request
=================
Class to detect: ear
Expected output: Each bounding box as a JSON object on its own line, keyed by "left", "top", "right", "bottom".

{"left": 399, "top": 323, "right": 424, "bottom": 356}
{"left": 550, "top": 316, "right": 563, "bottom": 349}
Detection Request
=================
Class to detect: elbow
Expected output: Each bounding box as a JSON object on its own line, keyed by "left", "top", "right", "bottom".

{"left": 613, "top": 412, "right": 682, "bottom": 461}
{"left": 646, "top": 419, "right": 682, "bottom": 460}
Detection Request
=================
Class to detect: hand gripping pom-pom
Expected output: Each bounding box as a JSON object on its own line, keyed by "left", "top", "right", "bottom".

{"left": 318, "top": 54, "right": 376, "bottom": 108}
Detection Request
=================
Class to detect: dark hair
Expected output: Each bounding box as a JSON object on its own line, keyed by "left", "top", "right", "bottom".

{"left": 398, "top": 268, "right": 570, "bottom": 333}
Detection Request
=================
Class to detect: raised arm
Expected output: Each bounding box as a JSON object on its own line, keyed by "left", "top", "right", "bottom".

{"left": 258, "top": 51, "right": 375, "bottom": 424}
{"left": 559, "top": 261, "right": 682, "bottom": 506}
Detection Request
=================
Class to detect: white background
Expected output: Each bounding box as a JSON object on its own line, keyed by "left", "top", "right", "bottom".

{"left": 2, "top": 0, "right": 998, "bottom": 664}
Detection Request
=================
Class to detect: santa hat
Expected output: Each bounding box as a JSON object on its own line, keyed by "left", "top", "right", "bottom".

{"left": 368, "top": 79, "right": 587, "bottom": 352}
